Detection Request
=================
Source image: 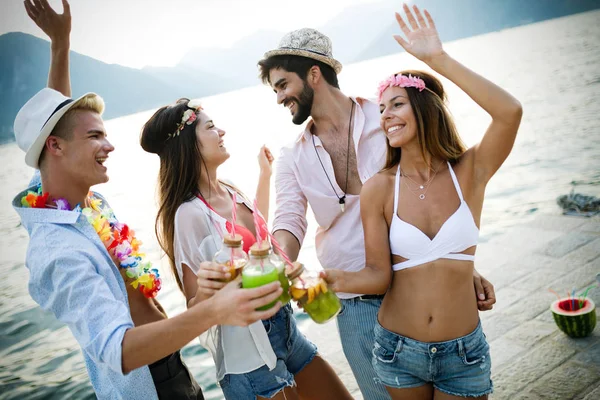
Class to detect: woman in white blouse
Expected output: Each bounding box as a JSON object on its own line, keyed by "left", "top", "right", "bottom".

{"left": 140, "top": 98, "right": 352, "bottom": 400}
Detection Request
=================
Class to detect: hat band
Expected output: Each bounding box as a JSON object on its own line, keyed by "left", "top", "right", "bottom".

{"left": 42, "top": 98, "right": 74, "bottom": 129}
{"left": 279, "top": 47, "right": 332, "bottom": 59}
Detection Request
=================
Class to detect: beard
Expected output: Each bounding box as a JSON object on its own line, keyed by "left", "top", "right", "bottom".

{"left": 290, "top": 82, "right": 314, "bottom": 125}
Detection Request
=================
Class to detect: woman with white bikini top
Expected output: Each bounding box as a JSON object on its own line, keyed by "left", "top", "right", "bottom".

{"left": 322, "top": 4, "right": 522, "bottom": 399}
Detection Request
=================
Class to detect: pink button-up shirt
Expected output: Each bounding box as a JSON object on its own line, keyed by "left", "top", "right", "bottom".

{"left": 272, "top": 97, "right": 387, "bottom": 298}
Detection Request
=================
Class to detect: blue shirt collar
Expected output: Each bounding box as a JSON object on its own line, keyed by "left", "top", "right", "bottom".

{"left": 13, "top": 185, "right": 84, "bottom": 226}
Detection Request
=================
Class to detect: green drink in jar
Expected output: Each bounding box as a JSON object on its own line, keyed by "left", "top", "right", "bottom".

{"left": 288, "top": 263, "right": 341, "bottom": 324}
{"left": 242, "top": 243, "right": 288, "bottom": 310}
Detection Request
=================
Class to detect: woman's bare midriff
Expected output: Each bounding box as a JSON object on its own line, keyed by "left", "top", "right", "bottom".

{"left": 378, "top": 258, "right": 480, "bottom": 342}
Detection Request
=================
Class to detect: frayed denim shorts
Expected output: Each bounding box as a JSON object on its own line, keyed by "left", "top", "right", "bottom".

{"left": 372, "top": 320, "right": 493, "bottom": 397}
{"left": 219, "top": 304, "right": 317, "bottom": 399}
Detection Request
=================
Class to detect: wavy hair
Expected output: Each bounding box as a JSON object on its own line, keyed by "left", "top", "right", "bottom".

{"left": 381, "top": 70, "right": 466, "bottom": 170}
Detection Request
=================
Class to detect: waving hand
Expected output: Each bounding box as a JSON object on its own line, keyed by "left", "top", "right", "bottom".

{"left": 24, "top": 0, "right": 71, "bottom": 45}
{"left": 24, "top": 0, "right": 72, "bottom": 96}
{"left": 393, "top": 3, "right": 444, "bottom": 63}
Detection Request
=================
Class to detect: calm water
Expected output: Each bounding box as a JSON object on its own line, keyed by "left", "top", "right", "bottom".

{"left": 1, "top": 11, "right": 599, "bottom": 399}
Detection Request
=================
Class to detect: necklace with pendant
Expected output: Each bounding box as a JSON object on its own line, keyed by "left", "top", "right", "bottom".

{"left": 401, "top": 160, "right": 444, "bottom": 200}
{"left": 312, "top": 101, "right": 354, "bottom": 213}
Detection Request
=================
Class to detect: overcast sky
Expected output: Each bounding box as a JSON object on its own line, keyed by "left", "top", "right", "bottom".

{"left": 2, "top": 0, "right": 388, "bottom": 68}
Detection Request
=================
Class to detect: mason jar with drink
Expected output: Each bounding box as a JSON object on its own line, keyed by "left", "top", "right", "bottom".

{"left": 288, "top": 263, "right": 341, "bottom": 324}
{"left": 241, "top": 242, "right": 291, "bottom": 310}
{"left": 213, "top": 233, "right": 247, "bottom": 282}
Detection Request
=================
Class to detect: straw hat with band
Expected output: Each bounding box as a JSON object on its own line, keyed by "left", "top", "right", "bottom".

{"left": 263, "top": 28, "right": 343, "bottom": 74}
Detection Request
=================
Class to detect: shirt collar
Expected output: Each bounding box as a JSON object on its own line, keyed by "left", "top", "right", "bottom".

{"left": 13, "top": 185, "right": 84, "bottom": 225}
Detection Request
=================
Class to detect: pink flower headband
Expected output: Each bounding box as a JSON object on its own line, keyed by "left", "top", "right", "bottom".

{"left": 167, "top": 99, "right": 203, "bottom": 139}
{"left": 377, "top": 74, "right": 426, "bottom": 102}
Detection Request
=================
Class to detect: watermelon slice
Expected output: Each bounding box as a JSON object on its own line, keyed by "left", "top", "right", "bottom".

{"left": 551, "top": 298, "right": 596, "bottom": 338}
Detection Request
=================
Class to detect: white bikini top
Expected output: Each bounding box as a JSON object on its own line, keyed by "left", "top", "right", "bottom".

{"left": 390, "top": 162, "right": 479, "bottom": 271}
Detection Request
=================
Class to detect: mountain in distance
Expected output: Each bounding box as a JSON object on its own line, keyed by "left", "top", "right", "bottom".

{"left": 355, "top": 0, "right": 600, "bottom": 61}
{"left": 0, "top": 33, "right": 240, "bottom": 143}
{"left": 177, "top": 0, "right": 600, "bottom": 91}
{"left": 178, "top": 29, "right": 283, "bottom": 89}
{"left": 1, "top": 0, "right": 598, "bottom": 143}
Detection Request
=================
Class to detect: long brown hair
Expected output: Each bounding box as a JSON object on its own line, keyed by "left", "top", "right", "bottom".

{"left": 381, "top": 70, "right": 467, "bottom": 170}
{"left": 140, "top": 98, "right": 207, "bottom": 292}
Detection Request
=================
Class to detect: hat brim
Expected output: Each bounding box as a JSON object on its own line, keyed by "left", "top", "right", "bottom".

{"left": 263, "top": 49, "right": 342, "bottom": 74}
{"left": 25, "top": 92, "right": 97, "bottom": 169}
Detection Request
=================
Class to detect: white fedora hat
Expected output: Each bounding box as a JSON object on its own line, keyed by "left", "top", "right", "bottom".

{"left": 263, "top": 28, "right": 342, "bottom": 74}
{"left": 14, "top": 88, "right": 100, "bottom": 169}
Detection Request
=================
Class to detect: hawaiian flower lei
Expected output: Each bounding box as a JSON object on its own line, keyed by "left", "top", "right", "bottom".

{"left": 167, "top": 99, "right": 203, "bottom": 140}
{"left": 21, "top": 186, "right": 162, "bottom": 298}
{"left": 377, "top": 73, "right": 426, "bottom": 102}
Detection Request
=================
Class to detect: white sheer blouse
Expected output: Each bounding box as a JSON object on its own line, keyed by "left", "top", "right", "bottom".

{"left": 173, "top": 188, "right": 276, "bottom": 382}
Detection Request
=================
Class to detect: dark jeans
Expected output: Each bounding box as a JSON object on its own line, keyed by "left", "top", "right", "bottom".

{"left": 149, "top": 350, "right": 204, "bottom": 400}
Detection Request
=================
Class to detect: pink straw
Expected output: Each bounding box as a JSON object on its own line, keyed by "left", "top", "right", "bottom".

{"left": 252, "top": 199, "right": 263, "bottom": 246}
{"left": 548, "top": 289, "right": 561, "bottom": 302}
{"left": 252, "top": 204, "right": 294, "bottom": 269}
{"left": 253, "top": 204, "right": 304, "bottom": 283}
{"left": 231, "top": 192, "right": 237, "bottom": 238}
{"left": 269, "top": 232, "right": 294, "bottom": 269}
{"left": 251, "top": 199, "right": 265, "bottom": 270}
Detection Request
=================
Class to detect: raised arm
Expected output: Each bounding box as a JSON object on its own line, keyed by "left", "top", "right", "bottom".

{"left": 322, "top": 174, "right": 392, "bottom": 294}
{"left": 24, "top": 0, "right": 72, "bottom": 96}
{"left": 255, "top": 145, "right": 274, "bottom": 221}
{"left": 394, "top": 3, "right": 522, "bottom": 184}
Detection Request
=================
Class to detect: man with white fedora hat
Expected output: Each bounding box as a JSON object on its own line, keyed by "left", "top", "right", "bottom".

{"left": 258, "top": 26, "right": 498, "bottom": 400}
{"left": 12, "top": 1, "right": 284, "bottom": 399}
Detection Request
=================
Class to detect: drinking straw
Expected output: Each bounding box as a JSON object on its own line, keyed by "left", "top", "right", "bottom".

{"left": 269, "top": 233, "right": 294, "bottom": 268}
{"left": 548, "top": 289, "right": 561, "bottom": 302}
{"left": 252, "top": 199, "right": 264, "bottom": 270}
{"left": 579, "top": 284, "right": 595, "bottom": 308}
{"left": 253, "top": 201, "right": 304, "bottom": 284}
{"left": 251, "top": 205, "right": 292, "bottom": 267}
{"left": 252, "top": 199, "right": 262, "bottom": 247}
{"left": 572, "top": 289, "right": 576, "bottom": 311}
{"left": 231, "top": 192, "right": 237, "bottom": 238}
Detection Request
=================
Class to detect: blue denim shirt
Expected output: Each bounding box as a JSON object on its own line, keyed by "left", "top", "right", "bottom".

{"left": 13, "top": 185, "right": 158, "bottom": 399}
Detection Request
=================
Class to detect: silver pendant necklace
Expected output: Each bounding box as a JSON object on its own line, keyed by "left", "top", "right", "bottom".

{"left": 401, "top": 160, "right": 443, "bottom": 200}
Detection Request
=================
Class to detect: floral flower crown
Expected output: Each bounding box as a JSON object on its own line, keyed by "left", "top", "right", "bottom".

{"left": 377, "top": 74, "right": 426, "bottom": 102}
{"left": 167, "top": 99, "right": 203, "bottom": 140}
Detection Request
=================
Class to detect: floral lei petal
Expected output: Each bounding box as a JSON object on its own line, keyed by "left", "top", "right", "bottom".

{"left": 21, "top": 187, "right": 162, "bottom": 298}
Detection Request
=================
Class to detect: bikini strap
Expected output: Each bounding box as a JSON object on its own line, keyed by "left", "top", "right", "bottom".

{"left": 446, "top": 161, "right": 464, "bottom": 202}
{"left": 394, "top": 164, "right": 401, "bottom": 213}
{"left": 196, "top": 193, "right": 216, "bottom": 211}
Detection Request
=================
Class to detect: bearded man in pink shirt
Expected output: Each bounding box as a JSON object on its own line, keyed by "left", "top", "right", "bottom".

{"left": 258, "top": 28, "right": 497, "bottom": 400}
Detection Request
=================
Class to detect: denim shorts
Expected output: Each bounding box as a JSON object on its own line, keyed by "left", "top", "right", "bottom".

{"left": 337, "top": 296, "right": 390, "bottom": 400}
{"left": 372, "top": 320, "right": 493, "bottom": 397}
{"left": 219, "top": 304, "right": 317, "bottom": 399}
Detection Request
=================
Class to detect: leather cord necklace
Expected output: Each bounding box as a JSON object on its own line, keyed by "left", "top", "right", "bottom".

{"left": 312, "top": 101, "right": 354, "bottom": 212}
